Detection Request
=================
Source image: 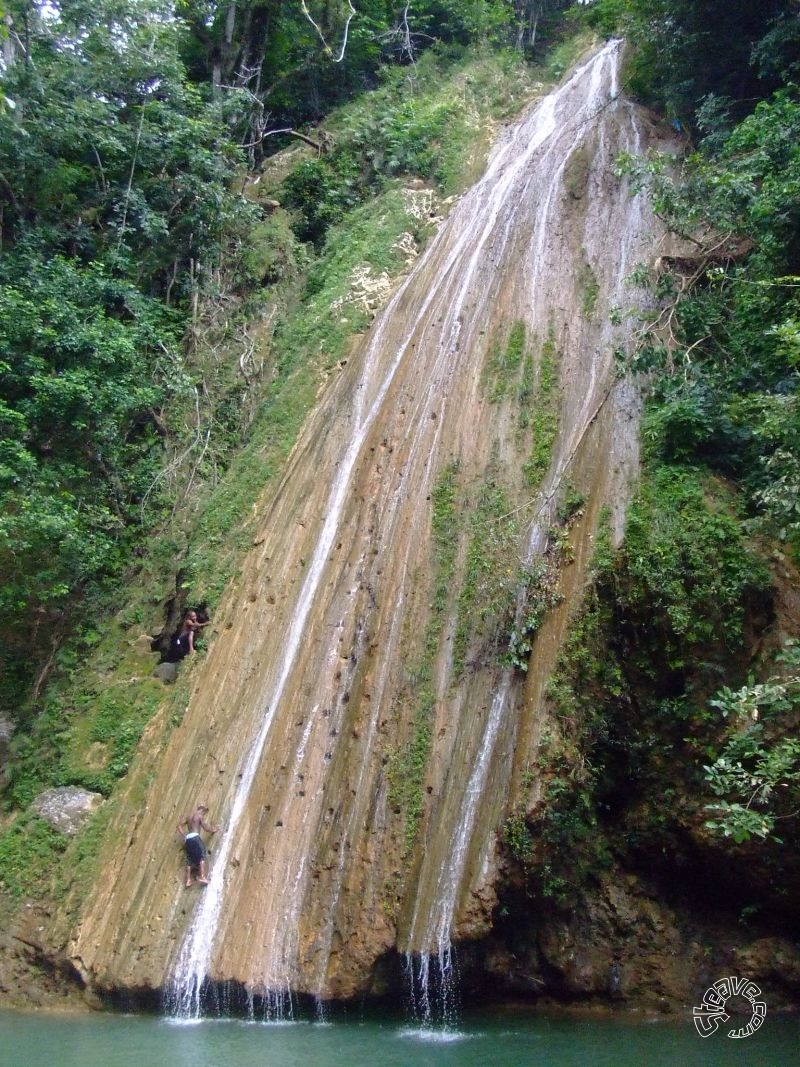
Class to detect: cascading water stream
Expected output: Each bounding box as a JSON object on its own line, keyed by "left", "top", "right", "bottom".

{"left": 166, "top": 289, "right": 431, "bottom": 1017}
{"left": 167, "top": 42, "right": 632, "bottom": 1017}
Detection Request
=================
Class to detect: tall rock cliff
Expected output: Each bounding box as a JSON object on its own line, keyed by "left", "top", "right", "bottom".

{"left": 67, "top": 41, "right": 680, "bottom": 1011}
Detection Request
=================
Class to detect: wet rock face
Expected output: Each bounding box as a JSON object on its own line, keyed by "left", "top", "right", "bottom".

{"left": 0, "top": 903, "right": 89, "bottom": 1012}
{"left": 67, "top": 42, "right": 684, "bottom": 1006}
{"left": 485, "top": 868, "right": 800, "bottom": 1013}
{"left": 30, "top": 786, "right": 104, "bottom": 836}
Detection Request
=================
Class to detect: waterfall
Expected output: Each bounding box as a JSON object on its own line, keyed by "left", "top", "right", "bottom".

{"left": 165, "top": 261, "right": 435, "bottom": 1017}
{"left": 76, "top": 37, "right": 677, "bottom": 1015}
{"left": 170, "top": 36, "right": 657, "bottom": 1015}
{"left": 398, "top": 40, "right": 658, "bottom": 1025}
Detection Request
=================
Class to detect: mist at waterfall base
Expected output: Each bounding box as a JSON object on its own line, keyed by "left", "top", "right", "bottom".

{"left": 1, "top": 1009, "right": 797, "bottom": 1067}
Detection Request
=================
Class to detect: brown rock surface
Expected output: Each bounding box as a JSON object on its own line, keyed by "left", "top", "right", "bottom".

{"left": 62, "top": 42, "right": 686, "bottom": 1007}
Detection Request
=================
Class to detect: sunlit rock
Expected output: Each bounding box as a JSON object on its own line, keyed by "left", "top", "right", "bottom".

{"left": 30, "top": 787, "right": 104, "bottom": 837}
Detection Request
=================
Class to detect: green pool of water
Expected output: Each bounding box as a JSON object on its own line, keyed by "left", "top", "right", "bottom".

{"left": 0, "top": 1007, "right": 797, "bottom": 1066}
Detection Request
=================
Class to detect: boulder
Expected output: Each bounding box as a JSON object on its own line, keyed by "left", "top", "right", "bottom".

{"left": 30, "top": 786, "right": 104, "bottom": 836}
{"left": 152, "top": 661, "right": 180, "bottom": 684}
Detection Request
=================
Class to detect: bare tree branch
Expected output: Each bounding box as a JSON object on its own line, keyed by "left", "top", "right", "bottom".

{"left": 258, "top": 126, "right": 332, "bottom": 153}
{"left": 299, "top": 0, "right": 357, "bottom": 63}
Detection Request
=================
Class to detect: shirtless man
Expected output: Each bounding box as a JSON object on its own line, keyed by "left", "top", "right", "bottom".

{"left": 177, "top": 804, "right": 220, "bottom": 888}
{"left": 169, "top": 610, "right": 210, "bottom": 662}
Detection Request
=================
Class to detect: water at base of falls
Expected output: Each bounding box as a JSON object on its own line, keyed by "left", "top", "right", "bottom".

{"left": 6, "top": 1007, "right": 798, "bottom": 1067}
{"left": 164, "top": 960, "right": 463, "bottom": 1028}
{"left": 163, "top": 976, "right": 302, "bottom": 1022}
{"left": 404, "top": 950, "right": 462, "bottom": 1032}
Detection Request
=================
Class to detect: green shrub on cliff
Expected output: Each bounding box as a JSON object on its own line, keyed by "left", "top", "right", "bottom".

{"left": 704, "top": 642, "right": 800, "bottom": 843}
{"left": 0, "top": 816, "right": 67, "bottom": 901}
{"left": 609, "top": 465, "right": 770, "bottom": 660}
{"left": 512, "top": 460, "right": 772, "bottom": 906}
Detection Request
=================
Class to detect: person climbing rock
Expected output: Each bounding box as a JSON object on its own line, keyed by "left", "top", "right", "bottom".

{"left": 167, "top": 609, "right": 209, "bottom": 663}
{"left": 177, "top": 804, "right": 220, "bottom": 888}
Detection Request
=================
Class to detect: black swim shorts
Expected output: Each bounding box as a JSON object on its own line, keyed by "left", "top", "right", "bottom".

{"left": 184, "top": 834, "right": 206, "bottom": 866}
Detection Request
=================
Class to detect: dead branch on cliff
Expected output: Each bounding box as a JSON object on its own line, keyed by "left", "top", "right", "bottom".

{"left": 632, "top": 230, "right": 754, "bottom": 376}
{"left": 260, "top": 127, "right": 334, "bottom": 155}
{"left": 300, "top": 0, "right": 357, "bottom": 63}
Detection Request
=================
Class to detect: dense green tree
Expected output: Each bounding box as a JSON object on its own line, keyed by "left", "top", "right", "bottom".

{"left": 0, "top": 1, "right": 260, "bottom": 713}
{"left": 0, "top": 1, "right": 255, "bottom": 295}
{"left": 0, "top": 252, "right": 182, "bottom": 711}
{"left": 581, "top": 0, "right": 797, "bottom": 127}
{"left": 703, "top": 642, "right": 800, "bottom": 844}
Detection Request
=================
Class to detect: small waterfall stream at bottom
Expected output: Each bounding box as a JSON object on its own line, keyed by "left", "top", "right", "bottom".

{"left": 404, "top": 949, "right": 461, "bottom": 1033}
{"left": 402, "top": 674, "right": 516, "bottom": 1032}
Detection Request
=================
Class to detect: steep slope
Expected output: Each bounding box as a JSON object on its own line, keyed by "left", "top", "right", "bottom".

{"left": 67, "top": 40, "right": 680, "bottom": 1009}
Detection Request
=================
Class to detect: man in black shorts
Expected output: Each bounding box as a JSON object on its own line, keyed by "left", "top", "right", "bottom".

{"left": 177, "top": 804, "right": 220, "bottom": 888}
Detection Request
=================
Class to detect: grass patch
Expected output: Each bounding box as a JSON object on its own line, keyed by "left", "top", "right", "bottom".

{"left": 0, "top": 815, "right": 68, "bottom": 900}
{"left": 578, "top": 261, "right": 600, "bottom": 318}
{"left": 63, "top": 679, "right": 163, "bottom": 795}
{"left": 483, "top": 319, "right": 529, "bottom": 403}
{"left": 453, "top": 479, "right": 519, "bottom": 677}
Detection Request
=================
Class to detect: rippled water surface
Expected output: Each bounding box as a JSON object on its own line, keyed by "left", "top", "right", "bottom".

{"left": 1, "top": 1008, "right": 797, "bottom": 1067}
